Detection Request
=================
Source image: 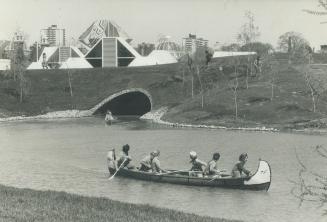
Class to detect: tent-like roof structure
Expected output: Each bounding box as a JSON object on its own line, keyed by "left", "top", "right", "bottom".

{"left": 156, "top": 35, "right": 183, "bottom": 59}
{"left": 213, "top": 51, "right": 256, "bottom": 58}
{"left": 79, "top": 20, "right": 132, "bottom": 51}
{"left": 157, "top": 41, "right": 181, "bottom": 52}
{"left": 27, "top": 46, "right": 86, "bottom": 70}
{"left": 129, "top": 50, "right": 177, "bottom": 67}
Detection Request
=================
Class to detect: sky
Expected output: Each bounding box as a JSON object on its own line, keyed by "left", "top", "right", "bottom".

{"left": 0, "top": 0, "right": 326, "bottom": 49}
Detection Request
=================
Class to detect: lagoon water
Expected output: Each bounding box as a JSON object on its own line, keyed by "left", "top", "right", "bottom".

{"left": 0, "top": 117, "right": 326, "bottom": 222}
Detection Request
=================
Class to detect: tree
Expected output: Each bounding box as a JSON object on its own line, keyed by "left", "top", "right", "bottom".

{"left": 220, "top": 43, "right": 241, "bottom": 52}
{"left": 277, "top": 31, "right": 310, "bottom": 53}
{"left": 303, "top": 0, "right": 327, "bottom": 24}
{"left": 29, "top": 42, "right": 41, "bottom": 62}
{"left": 268, "top": 60, "right": 279, "bottom": 101}
{"left": 228, "top": 57, "right": 241, "bottom": 120}
{"left": 192, "top": 48, "right": 208, "bottom": 108}
{"left": 179, "top": 47, "right": 212, "bottom": 108}
{"left": 237, "top": 11, "right": 260, "bottom": 45}
{"left": 11, "top": 46, "right": 29, "bottom": 103}
{"left": 278, "top": 32, "right": 311, "bottom": 63}
{"left": 136, "top": 42, "right": 155, "bottom": 56}
{"left": 291, "top": 145, "right": 327, "bottom": 214}
{"left": 230, "top": 76, "right": 239, "bottom": 120}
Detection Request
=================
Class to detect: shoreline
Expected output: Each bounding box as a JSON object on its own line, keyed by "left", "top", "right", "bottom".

{"left": 0, "top": 184, "right": 239, "bottom": 222}
{"left": 1, "top": 108, "right": 327, "bottom": 134}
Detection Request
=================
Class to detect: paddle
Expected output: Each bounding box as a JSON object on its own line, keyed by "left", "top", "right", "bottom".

{"left": 208, "top": 172, "right": 231, "bottom": 182}
{"left": 157, "top": 169, "right": 190, "bottom": 176}
{"left": 108, "top": 158, "right": 127, "bottom": 180}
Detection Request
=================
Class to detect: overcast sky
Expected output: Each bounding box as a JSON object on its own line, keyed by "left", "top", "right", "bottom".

{"left": 0, "top": 0, "right": 326, "bottom": 49}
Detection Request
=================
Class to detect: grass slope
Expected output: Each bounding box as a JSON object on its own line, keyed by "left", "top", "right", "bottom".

{"left": 1, "top": 53, "right": 327, "bottom": 130}
{"left": 0, "top": 184, "right": 239, "bottom": 222}
{"left": 163, "top": 57, "right": 327, "bottom": 130}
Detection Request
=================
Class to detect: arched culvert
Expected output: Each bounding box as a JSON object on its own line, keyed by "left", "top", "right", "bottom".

{"left": 91, "top": 89, "right": 152, "bottom": 117}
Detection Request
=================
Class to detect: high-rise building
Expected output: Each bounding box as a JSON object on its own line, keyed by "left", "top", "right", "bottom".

{"left": 40, "top": 25, "right": 66, "bottom": 46}
{"left": 182, "top": 34, "right": 208, "bottom": 54}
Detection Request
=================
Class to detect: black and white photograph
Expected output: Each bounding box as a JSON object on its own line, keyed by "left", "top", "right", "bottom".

{"left": 0, "top": 0, "right": 326, "bottom": 221}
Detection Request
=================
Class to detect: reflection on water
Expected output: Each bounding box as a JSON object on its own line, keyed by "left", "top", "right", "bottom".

{"left": 0, "top": 117, "right": 326, "bottom": 222}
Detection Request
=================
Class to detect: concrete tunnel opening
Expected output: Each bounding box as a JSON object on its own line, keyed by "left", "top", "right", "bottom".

{"left": 93, "top": 91, "right": 152, "bottom": 117}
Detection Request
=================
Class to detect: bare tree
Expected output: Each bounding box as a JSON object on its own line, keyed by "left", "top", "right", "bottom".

{"left": 229, "top": 65, "right": 239, "bottom": 120}
{"left": 267, "top": 57, "right": 279, "bottom": 101}
{"left": 11, "top": 45, "right": 29, "bottom": 103}
{"left": 304, "top": 71, "right": 317, "bottom": 112}
{"left": 237, "top": 11, "right": 260, "bottom": 45}
{"left": 303, "top": 0, "right": 327, "bottom": 24}
{"left": 189, "top": 48, "right": 208, "bottom": 107}
{"left": 291, "top": 145, "right": 327, "bottom": 214}
{"left": 67, "top": 69, "right": 73, "bottom": 98}
{"left": 245, "top": 56, "right": 252, "bottom": 89}
{"left": 269, "top": 70, "right": 276, "bottom": 101}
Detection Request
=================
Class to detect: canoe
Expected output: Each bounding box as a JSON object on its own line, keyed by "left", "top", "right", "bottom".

{"left": 116, "top": 160, "right": 271, "bottom": 191}
{"left": 105, "top": 113, "right": 117, "bottom": 124}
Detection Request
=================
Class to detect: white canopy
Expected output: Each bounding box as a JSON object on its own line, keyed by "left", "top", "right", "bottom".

{"left": 213, "top": 51, "right": 256, "bottom": 58}
{"left": 60, "top": 58, "right": 92, "bottom": 69}
{"left": 129, "top": 50, "right": 177, "bottom": 67}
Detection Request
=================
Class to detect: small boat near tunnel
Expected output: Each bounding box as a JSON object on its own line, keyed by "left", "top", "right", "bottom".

{"left": 115, "top": 160, "right": 271, "bottom": 191}
{"left": 105, "top": 111, "right": 117, "bottom": 124}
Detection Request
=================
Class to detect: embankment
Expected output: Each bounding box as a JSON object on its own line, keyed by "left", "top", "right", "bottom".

{"left": 0, "top": 184, "right": 239, "bottom": 222}
{"left": 1, "top": 53, "right": 327, "bottom": 130}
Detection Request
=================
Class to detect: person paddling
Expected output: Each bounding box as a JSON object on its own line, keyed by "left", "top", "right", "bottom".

{"left": 204, "top": 152, "right": 222, "bottom": 177}
{"left": 151, "top": 150, "right": 166, "bottom": 174}
{"left": 189, "top": 151, "right": 207, "bottom": 177}
{"left": 117, "top": 144, "right": 134, "bottom": 169}
{"left": 231, "top": 153, "right": 251, "bottom": 178}
{"left": 139, "top": 151, "right": 156, "bottom": 172}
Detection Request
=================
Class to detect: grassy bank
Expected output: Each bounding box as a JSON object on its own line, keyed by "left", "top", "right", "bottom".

{"left": 1, "top": 53, "right": 327, "bottom": 130}
{"left": 163, "top": 55, "right": 327, "bottom": 131}
{"left": 0, "top": 184, "right": 239, "bottom": 222}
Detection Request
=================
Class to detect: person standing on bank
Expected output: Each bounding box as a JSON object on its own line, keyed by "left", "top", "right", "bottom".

{"left": 117, "top": 144, "right": 134, "bottom": 169}
{"left": 231, "top": 153, "right": 251, "bottom": 178}
{"left": 189, "top": 151, "right": 207, "bottom": 177}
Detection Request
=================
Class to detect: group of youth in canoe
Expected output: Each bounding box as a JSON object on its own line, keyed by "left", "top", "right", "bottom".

{"left": 107, "top": 144, "right": 271, "bottom": 191}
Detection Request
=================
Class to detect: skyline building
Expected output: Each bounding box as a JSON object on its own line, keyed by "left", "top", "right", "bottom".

{"left": 182, "top": 34, "right": 208, "bottom": 54}
{"left": 40, "top": 25, "right": 66, "bottom": 47}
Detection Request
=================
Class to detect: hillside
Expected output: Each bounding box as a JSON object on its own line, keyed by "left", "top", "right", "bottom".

{"left": 1, "top": 53, "right": 327, "bottom": 130}
{"left": 163, "top": 54, "right": 327, "bottom": 130}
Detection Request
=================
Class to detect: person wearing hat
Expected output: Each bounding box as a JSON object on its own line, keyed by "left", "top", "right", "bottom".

{"left": 231, "top": 153, "right": 251, "bottom": 178}
{"left": 117, "top": 144, "right": 134, "bottom": 169}
{"left": 189, "top": 151, "right": 207, "bottom": 177}
{"left": 139, "top": 151, "right": 156, "bottom": 172}
{"left": 204, "top": 152, "right": 222, "bottom": 176}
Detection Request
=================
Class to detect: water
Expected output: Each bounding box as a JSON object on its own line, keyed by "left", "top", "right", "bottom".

{"left": 0, "top": 117, "right": 326, "bottom": 222}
